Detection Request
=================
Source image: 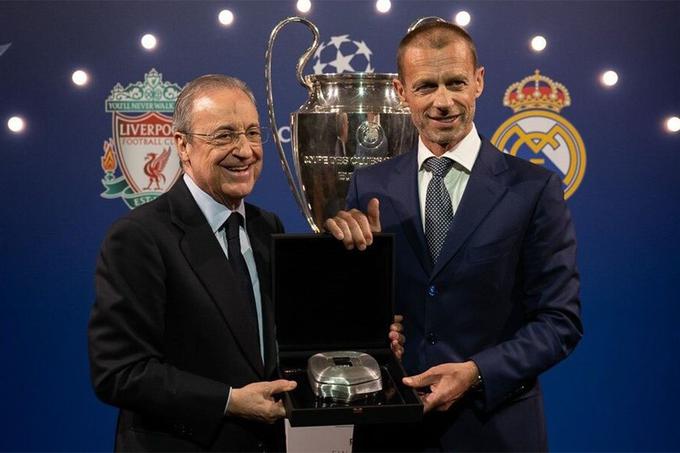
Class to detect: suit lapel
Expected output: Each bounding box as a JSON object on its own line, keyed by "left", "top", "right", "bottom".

{"left": 386, "top": 150, "right": 433, "bottom": 276}
{"left": 432, "top": 140, "right": 509, "bottom": 279}
{"left": 245, "top": 204, "right": 277, "bottom": 378}
{"left": 168, "top": 180, "right": 265, "bottom": 377}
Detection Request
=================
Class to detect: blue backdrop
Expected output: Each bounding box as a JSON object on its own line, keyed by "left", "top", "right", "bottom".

{"left": 1, "top": 1, "right": 679, "bottom": 450}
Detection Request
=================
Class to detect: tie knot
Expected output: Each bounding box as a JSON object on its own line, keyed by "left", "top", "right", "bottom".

{"left": 423, "top": 157, "right": 454, "bottom": 177}
{"left": 224, "top": 213, "right": 243, "bottom": 240}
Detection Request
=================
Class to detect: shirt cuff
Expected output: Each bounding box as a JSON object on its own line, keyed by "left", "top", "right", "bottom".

{"left": 223, "top": 386, "right": 232, "bottom": 416}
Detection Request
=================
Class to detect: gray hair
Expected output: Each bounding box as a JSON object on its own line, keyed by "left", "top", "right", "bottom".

{"left": 172, "top": 74, "right": 257, "bottom": 133}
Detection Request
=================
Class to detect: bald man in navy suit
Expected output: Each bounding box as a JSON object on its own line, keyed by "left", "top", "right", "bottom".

{"left": 326, "top": 22, "right": 582, "bottom": 452}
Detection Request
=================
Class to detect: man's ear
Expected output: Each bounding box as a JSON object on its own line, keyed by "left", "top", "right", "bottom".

{"left": 474, "top": 66, "right": 485, "bottom": 99}
{"left": 174, "top": 132, "right": 190, "bottom": 166}
{"left": 393, "top": 77, "right": 407, "bottom": 106}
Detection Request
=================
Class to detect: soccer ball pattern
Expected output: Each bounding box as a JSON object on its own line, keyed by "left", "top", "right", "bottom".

{"left": 312, "top": 35, "right": 374, "bottom": 74}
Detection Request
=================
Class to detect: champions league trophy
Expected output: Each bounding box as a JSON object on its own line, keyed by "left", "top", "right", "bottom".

{"left": 265, "top": 17, "right": 418, "bottom": 232}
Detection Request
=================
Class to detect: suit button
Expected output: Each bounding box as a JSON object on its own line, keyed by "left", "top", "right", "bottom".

{"left": 427, "top": 285, "right": 437, "bottom": 297}
{"left": 426, "top": 332, "right": 437, "bottom": 344}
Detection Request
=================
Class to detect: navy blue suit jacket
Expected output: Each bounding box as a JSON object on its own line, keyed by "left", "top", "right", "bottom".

{"left": 347, "top": 139, "right": 582, "bottom": 451}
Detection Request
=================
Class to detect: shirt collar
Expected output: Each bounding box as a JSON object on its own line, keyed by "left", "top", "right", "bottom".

{"left": 183, "top": 173, "right": 246, "bottom": 233}
{"left": 417, "top": 123, "right": 481, "bottom": 173}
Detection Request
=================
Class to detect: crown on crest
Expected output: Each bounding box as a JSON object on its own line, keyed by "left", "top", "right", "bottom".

{"left": 503, "top": 70, "right": 571, "bottom": 113}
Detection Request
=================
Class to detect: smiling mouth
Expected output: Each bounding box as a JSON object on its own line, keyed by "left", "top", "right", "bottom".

{"left": 223, "top": 163, "right": 251, "bottom": 174}
{"left": 427, "top": 114, "right": 460, "bottom": 124}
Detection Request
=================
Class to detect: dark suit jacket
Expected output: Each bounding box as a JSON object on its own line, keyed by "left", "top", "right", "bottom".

{"left": 88, "top": 179, "right": 284, "bottom": 451}
{"left": 347, "top": 139, "right": 583, "bottom": 451}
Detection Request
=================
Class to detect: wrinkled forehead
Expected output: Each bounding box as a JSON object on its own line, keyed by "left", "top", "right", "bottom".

{"left": 190, "top": 87, "right": 259, "bottom": 127}
{"left": 407, "top": 36, "right": 474, "bottom": 65}
{"left": 402, "top": 41, "right": 476, "bottom": 80}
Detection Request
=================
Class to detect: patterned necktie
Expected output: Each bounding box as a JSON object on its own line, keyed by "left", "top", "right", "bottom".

{"left": 224, "top": 214, "right": 261, "bottom": 348}
{"left": 423, "top": 157, "right": 455, "bottom": 264}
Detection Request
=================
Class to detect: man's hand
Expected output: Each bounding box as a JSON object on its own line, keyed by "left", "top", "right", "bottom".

{"left": 324, "top": 198, "right": 381, "bottom": 251}
{"left": 226, "top": 379, "right": 297, "bottom": 423}
{"left": 389, "top": 314, "right": 405, "bottom": 360}
{"left": 402, "top": 361, "right": 479, "bottom": 413}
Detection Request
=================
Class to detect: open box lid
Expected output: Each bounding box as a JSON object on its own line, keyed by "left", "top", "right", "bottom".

{"left": 272, "top": 234, "right": 394, "bottom": 353}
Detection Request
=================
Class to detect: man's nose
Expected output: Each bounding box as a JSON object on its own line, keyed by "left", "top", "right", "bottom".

{"left": 231, "top": 133, "right": 254, "bottom": 157}
{"left": 432, "top": 86, "right": 453, "bottom": 109}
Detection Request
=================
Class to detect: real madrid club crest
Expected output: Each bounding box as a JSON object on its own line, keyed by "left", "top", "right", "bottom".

{"left": 100, "top": 69, "right": 183, "bottom": 209}
{"left": 491, "top": 70, "right": 586, "bottom": 199}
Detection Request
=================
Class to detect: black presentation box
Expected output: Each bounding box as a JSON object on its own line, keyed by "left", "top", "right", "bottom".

{"left": 272, "top": 234, "right": 423, "bottom": 427}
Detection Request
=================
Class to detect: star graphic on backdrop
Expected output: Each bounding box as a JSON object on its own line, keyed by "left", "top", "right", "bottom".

{"left": 329, "top": 50, "right": 354, "bottom": 73}
{"left": 354, "top": 40, "right": 372, "bottom": 58}
{"left": 0, "top": 43, "right": 11, "bottom": 57}
{"left": 313, "top": 42, "right": 326, "bottom": 59}
{"left": 313, "top": 59, "right": 327, "bottom": 74}
{"left": 328, "top": 35, "right": 351, "bottom": 48}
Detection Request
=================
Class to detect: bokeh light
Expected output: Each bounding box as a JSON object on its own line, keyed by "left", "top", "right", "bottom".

{"left": 7, "top": 116, "right": 25, "bottom": 133}
{"left": 141, "top": 34, "right": 157, "bottom": 50}
{"left": 666, "top": 116, "right": 680, "bottom": 133}
{"left": 531, "top": 35, "right": 547, "bottom": 52}
{"left": 376, "top": 0, "right": 391, "bottom": 13}
{"left": 601, "top": 70, "right": 619, "bottom": 87}
{"left": 72, "top": 69, "right": 89, "bottom": 86}
{"left": 455, "top": 11, "right": 471, "bottom": 27}
{"left": 218, "top": 9, "right": 234, "bottom": 25}
{"left": 296, "top": 0, "right": 311, "bottom": 13}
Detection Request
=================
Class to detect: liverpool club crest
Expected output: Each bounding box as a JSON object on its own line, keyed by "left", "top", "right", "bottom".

{"left": 491, "top": 70, "right": 586, "bottom": 199}
{"left": 100, "top": 69, "right": 184, "bottom": 209}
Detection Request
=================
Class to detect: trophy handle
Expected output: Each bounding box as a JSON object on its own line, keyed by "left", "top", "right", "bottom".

{"left": 265, "top": 16, "right": 320, "bottom": 232}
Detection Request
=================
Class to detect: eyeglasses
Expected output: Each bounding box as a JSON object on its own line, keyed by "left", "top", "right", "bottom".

{"left": 179, "top": 126, "right": 269, "bottom": 146}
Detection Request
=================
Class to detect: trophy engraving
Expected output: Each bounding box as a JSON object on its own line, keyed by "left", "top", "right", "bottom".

{"left": 357, "top": 120, "right": 386, "bottom": 151}
{"left": 265, "top": 17, "right": 418, "bottom": 232}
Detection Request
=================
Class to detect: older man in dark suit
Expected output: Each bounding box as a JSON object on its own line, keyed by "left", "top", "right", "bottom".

{"left": 326, "top": 21, "right": 583, "bottom": 451}
{"left": 88, "top": 74, "right": 296, "bottom": 451}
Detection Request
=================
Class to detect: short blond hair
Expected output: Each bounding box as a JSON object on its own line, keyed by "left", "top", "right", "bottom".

{"left": 397, "top": 22, "right": 479, "bottom": 81}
